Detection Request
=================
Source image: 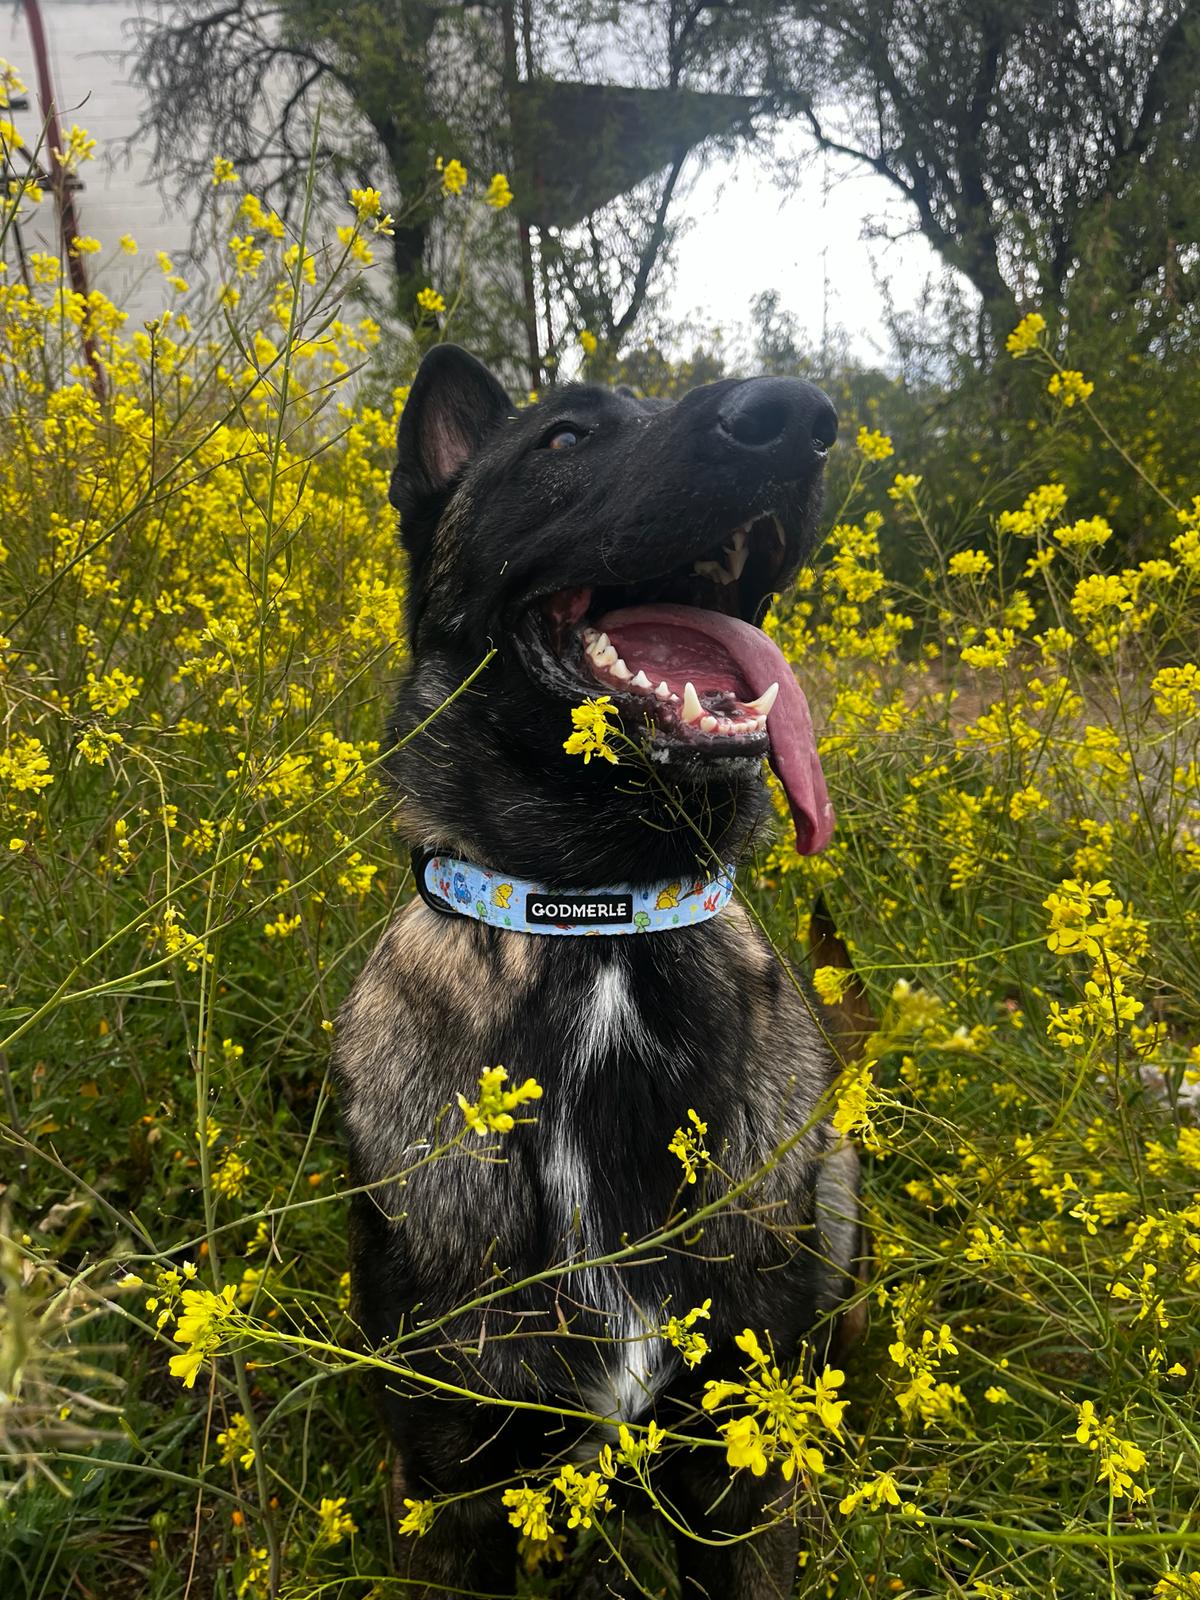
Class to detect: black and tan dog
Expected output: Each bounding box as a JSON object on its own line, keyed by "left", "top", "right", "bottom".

{"left": 332, "top": 346, "right": 860, "bottom": 1598}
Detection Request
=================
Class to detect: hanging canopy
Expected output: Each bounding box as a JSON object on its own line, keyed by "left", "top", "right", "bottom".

{"left": 510, "top": 80, "right": 759, "bottom": 228}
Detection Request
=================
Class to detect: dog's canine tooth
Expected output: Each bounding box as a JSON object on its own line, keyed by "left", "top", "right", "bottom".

{"left": 610, "top": 658, "right": 632, "bottom": 681}
{"left": 745, "top": 681, "right": 779, "bottom": 716}
{"left": 655, "top": 681, "right": 670, "bottom": 699}
{"left": 682, "top": 682, "right": 704, "bottom": 724}
{"left": 694, "top": 558, "right": 735, "bottom": 585}
{"left": 724, "top": 541, "right": 749, "bottom": 580}
{"left": 771, "top": 513, "right": 785, "bottom": 545}
{"left": 630, "top": 670, "right": 652, "bottom": 691}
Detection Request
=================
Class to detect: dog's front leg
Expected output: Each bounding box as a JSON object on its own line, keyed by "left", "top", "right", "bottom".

{"left": 394, "top": 1453, "right": 516, "bottom": 1599}
{"left": 667, "top": 1453, "right": 801, "bottom": 1600}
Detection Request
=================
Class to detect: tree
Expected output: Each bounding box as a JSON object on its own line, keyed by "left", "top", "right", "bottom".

{"left": 128, "top": 1, "right": 521, "bottom": 342}
{"left": 127, "top": 0, "right": 767, "bottom": 381}
{"left": 752, "top": 0, "right": 1200, "bottom": 356}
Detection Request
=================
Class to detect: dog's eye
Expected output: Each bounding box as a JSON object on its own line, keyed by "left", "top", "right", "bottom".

{"left": 544, "top": 426, "right": 582, "bottom": 450}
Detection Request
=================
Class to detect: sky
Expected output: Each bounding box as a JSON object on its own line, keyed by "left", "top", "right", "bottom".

{"left": 665, "top": 126, "right": 948, "bottom": 365}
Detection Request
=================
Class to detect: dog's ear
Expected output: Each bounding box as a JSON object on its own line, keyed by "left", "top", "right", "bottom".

{"left": 390, "top": 345, "right": 512, "bottom": 537}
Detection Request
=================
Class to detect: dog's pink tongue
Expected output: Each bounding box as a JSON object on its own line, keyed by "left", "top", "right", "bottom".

{"left": 597, "top": 604, "right": 835, "bottom": 855}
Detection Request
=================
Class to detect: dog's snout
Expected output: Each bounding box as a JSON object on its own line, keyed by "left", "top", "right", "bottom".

{"left": 716, "top": 378, "right": 838, "bottom": 463}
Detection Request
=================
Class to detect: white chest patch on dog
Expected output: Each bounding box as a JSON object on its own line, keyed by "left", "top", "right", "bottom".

{"left": 573, "top": 960, "right": 657, "bottom": 1077}
{"left": 549, "top": 965, "right": 675, "bottom": 1423}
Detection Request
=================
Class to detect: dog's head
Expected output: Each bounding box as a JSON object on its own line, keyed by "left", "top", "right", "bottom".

{"left": 384, "top": 345, "right": 836, "bottom": 884}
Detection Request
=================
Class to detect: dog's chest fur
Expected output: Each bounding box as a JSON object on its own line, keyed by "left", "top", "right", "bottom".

{"left": 335, "top": 898, "right": 837, "bottom": 1423}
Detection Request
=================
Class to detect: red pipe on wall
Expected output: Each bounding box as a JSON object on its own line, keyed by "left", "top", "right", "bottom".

{"left": 23, "top": 0, "right": 106, "bottom": 397}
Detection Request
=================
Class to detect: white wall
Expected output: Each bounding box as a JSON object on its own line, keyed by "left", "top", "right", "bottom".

{"left": 3, "top": 1, "right": 208, "bottom": 323}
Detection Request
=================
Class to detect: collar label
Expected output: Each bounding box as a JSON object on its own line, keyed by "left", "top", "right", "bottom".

{"left": 526, "top": 892, "right": 633, "bottom": 926}
{"left": 415, "top": 850, "right": 735, "bottom": 936}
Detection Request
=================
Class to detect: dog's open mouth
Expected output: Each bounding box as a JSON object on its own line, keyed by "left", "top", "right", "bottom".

{"left": 523, "top": 512, "right": 834, "bottom": 854}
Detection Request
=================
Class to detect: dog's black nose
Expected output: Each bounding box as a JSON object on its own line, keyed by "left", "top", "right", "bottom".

{"left": 715, "top": 378, "right": 838, "bottom": 462}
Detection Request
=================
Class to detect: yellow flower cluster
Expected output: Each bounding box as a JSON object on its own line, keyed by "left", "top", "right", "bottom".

{"left": 667, "top": 1107, "right": 709, "bottom": 1183}
{"left": 563, "top": 694, "right": 620, "bottom": 764}
{"left": 702, "top": 1329, "right": 847, "bottom": 1480}
{"left": 457, "top": 1065, "right": 543, "bottom": 1136}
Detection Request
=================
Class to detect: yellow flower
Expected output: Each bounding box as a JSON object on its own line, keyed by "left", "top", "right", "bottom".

{"left": 169, "top": 1284, "right": 237, "bottom": 1389}
{"left": 1055, "top": 515, "right": 1111, "bottom": 548}
{"left": 53, "top": 124, "right": 97, "bottom": 170}
{"left": 457, "top": 1065, "right": 542, "bottom": 1135}
{"left": 722, "top": 1414, "right": 769, "bottom": 1476}
{"left": 0, "top": 734, "right": 54, "bottom": 794}
{"left": 212, "top": 1151, "right": 250, "bottom": 1199}
{"left": 813, "top": 964, "right": 853, "bottom": 1004}
{"left": 0, "top": 59, "right": 28, "bottom": 110}
{"left": 398, "top": 1498, "right": 436, "bottom": 1537}
{"left": 1048, "top": 369, "right": 1094, "bottom": 407}
{"left": 1151, "top": 663, "right": 1200, "bottom": 718}
{"left": 1005, "top": 310, "right": 1046, "bottom": 356}
{"left": 947, "top": 549, "right": 993, "bottom": 579}
{"left": 839, "top": 1469, "right": 903, "bottom": 1515}
{"left": 888, "top": 472, "right": 922, "bottom": 501}
{"left": 335, "top": 224, "right": 373, "bottom": 266}
{"left": 668, "top": 1108, "right": 709, "bottom": 1184}
{"left": 228, "top": 234, "right": 265, "bottom": 279}
{"left": 660, "top": 1299, "right": 712, "bottom": 1367}
{"left": 502, "top": 1485, "right": 553, "bottom": 1541}
{"left": 485, "top": 172, "right": 514, "bottom": 209}
{"left": 440, "top": 158, "right": 467, "bottom": 196}
{"left": 855, "top": 426, "right": 893, "bottom": 461}
{"left": 217, "top": 1411, "right": 256, "bottom": 1470}
{"left": 552, "top": 1462, "right": 612, "bottom": 1528}
{"left": 563, "top": 695, "right": 620, "bottom": 764}
{"left": 416, "top": 286, "right": 446, "bottom": 315}
{"left": 314, "top": 1496, "right": 357, "bottom": 1547}
{"left": 833, "top": 1059, "right": 883, "bottom": 1151}
{"left": 350, "top": 186, "right": 382, "bottom": 220}
{"left": 1071, "top": 1403, "right": 1147, "bottom": 1501}
{"left": 211, "top": 155, "right": 239, "bottom": 186}
{"left": 71, "top": 235, "right": 102, "bottom": 255}
{"left": 119, "top": 234, "right": 138, "bottom": 255}
{"left": 579, "top": 329, "right": 598, "bottom": 356}
{"left": 960, "top": 626, "right": 1015, "bottom": 670}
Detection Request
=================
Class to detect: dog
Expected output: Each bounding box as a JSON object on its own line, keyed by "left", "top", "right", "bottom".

{"left": 332, "top": 346, "right": 860, "bottom": 1598}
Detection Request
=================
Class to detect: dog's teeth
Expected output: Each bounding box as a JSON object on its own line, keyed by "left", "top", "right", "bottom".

{"left": 745, "top": 682, "right": 779, "bottom": 716}
{"left": 723, "top": 542, "right": 749, "bottom": 579}
{"left": 655, "top": 681, "right": 671, "bottom": 700}
{"left": 610, "top": 657, "right": 632, "bottom": 681}
{"left": 630, "top": 670, "right": 652, "bottom": 691}
{"left": 694, "top": 558, "right": 735, "bottom": 585}
{"left": 582, "top": 627, "right": 598, "bottom": 645}
{"left": 771, "top": 515, "right": 785, "bottom": 546}
{"left": 732, "top": 527, "right": 747, "bottom": 548}
{"left": 751, "top": 714, "right": 767, "bottom": 732}
{"left": 700, "top": 714, "right": 718, "bottom": 733}
{"left": 594, "top": 645, "right": 617, "bottom": 668}
{"left": 682, "top": 682, "right": 704, "bottom": 725}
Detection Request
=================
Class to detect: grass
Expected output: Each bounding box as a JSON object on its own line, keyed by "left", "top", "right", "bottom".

{"left": 2, "top": 105, "right": 1200, "bottom": 1600}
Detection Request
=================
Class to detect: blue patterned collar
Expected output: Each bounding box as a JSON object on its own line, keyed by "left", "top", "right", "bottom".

{"left": 412, "top": 849, "right": 736, "bottom": 936}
